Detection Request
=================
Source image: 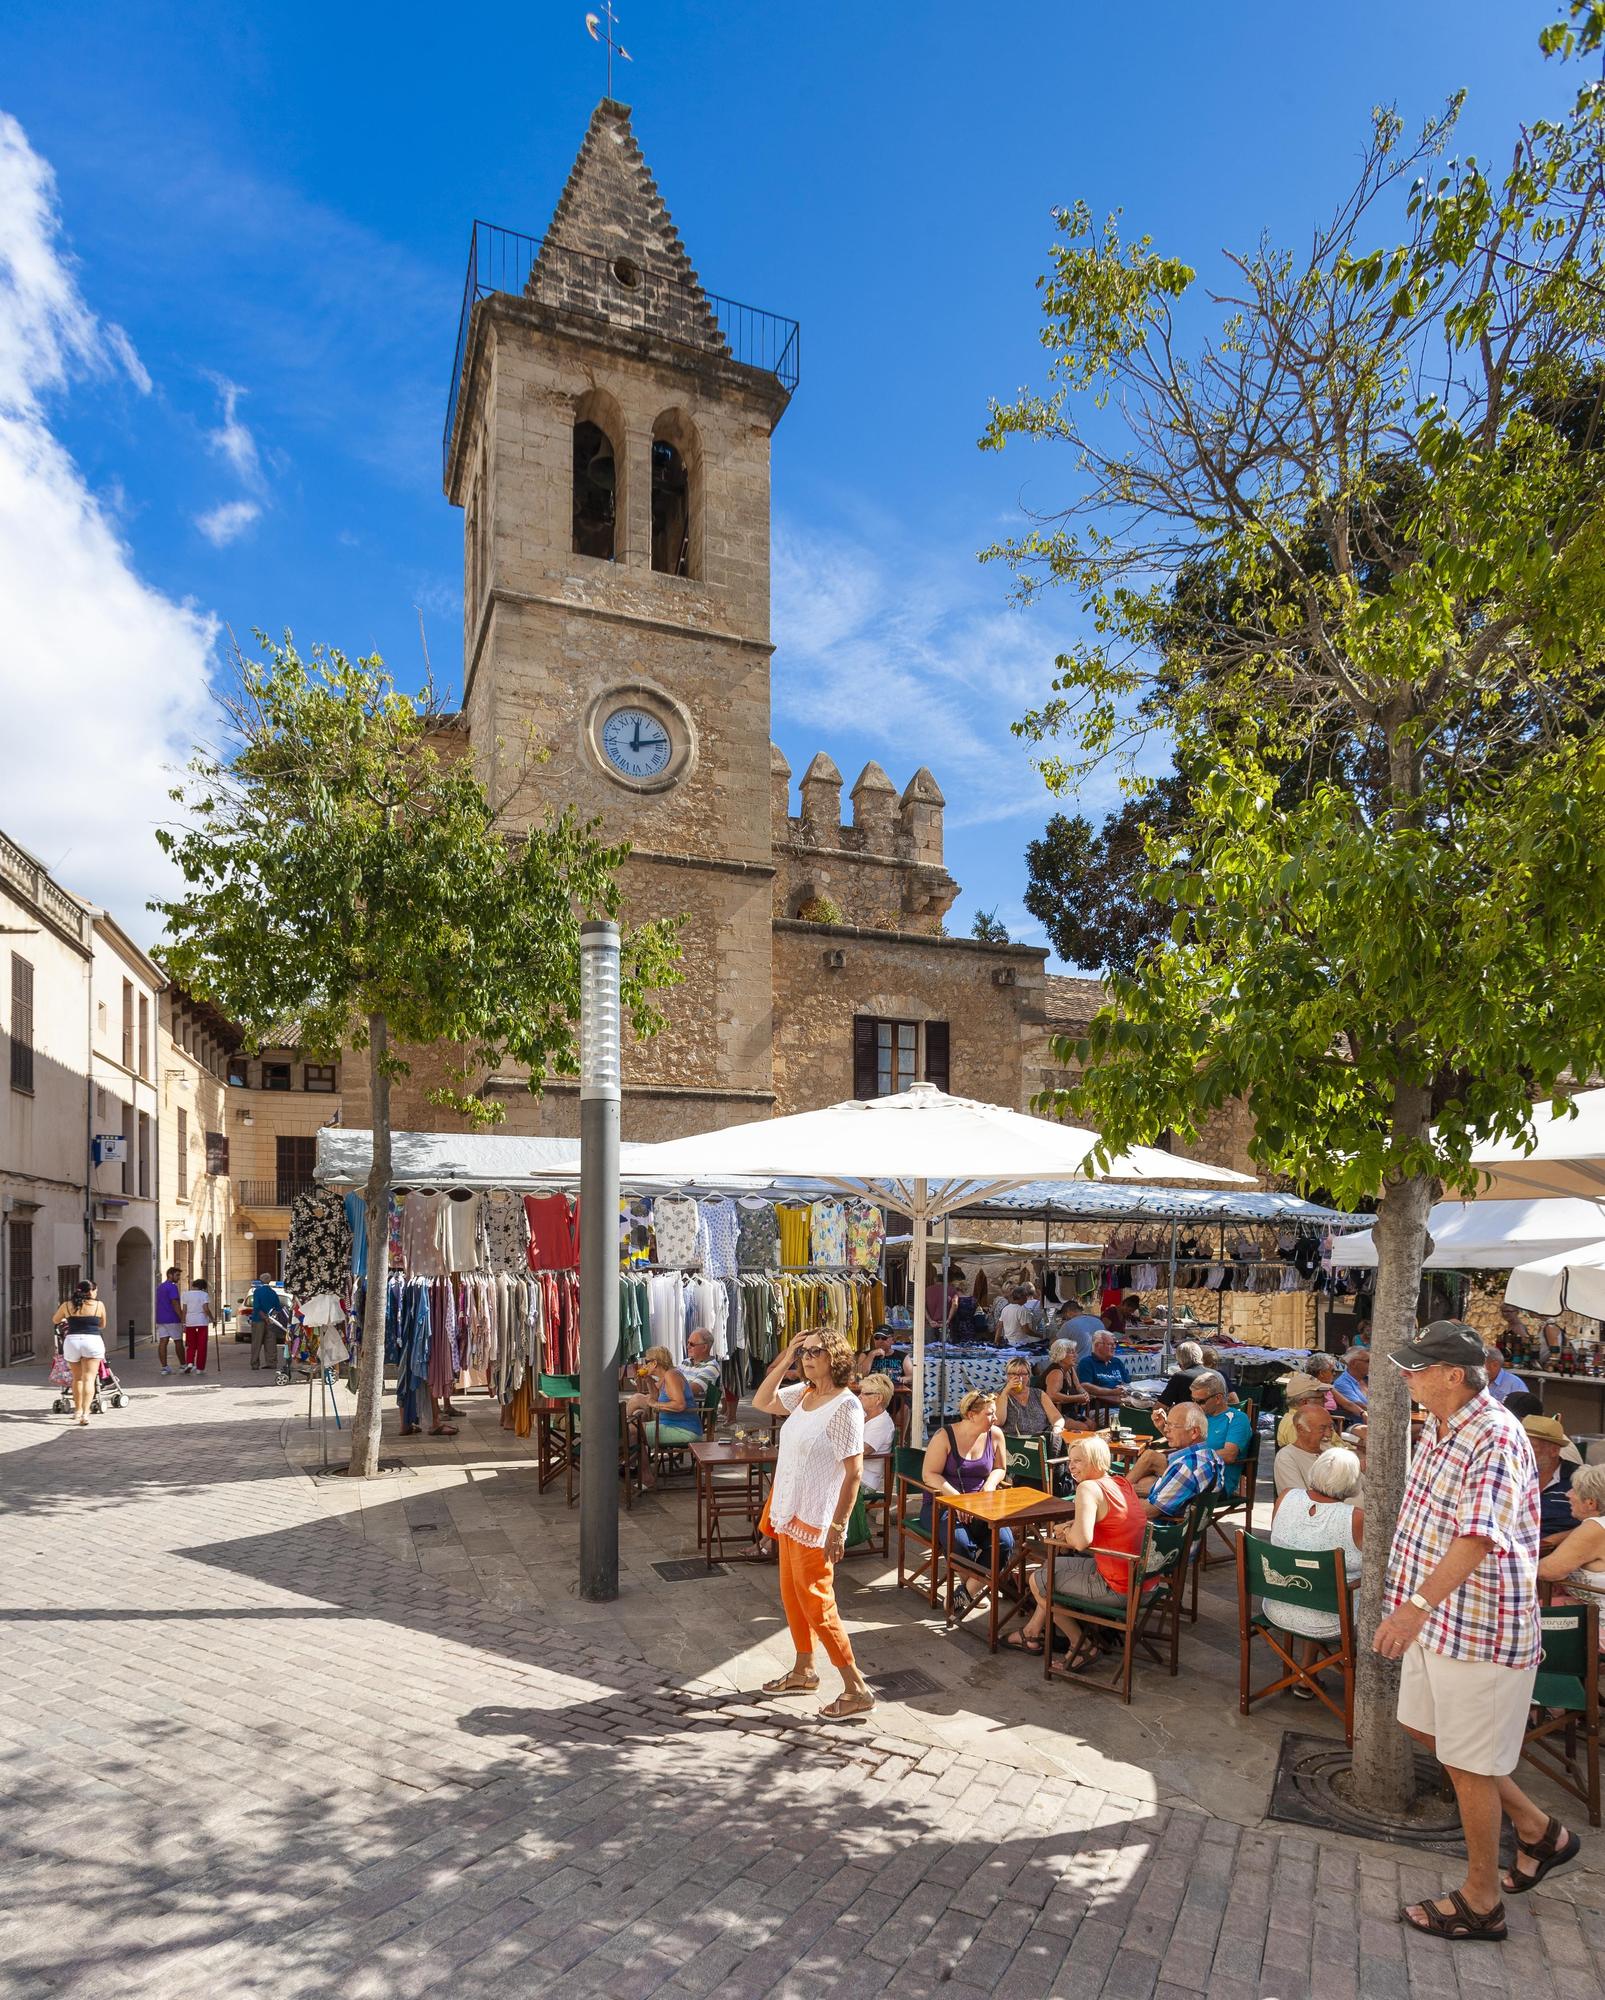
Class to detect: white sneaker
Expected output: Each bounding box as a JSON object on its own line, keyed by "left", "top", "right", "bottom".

{"left": 161, "top": 1366, "right": 171, "bottom": 1376}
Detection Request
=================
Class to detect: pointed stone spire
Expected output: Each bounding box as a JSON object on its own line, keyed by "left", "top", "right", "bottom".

{"left": 529, "top": 100, "right": 727, "bottom": 356}
{"left": 850, "top": 761, "right": 898, "bottom": 854}
{"left": 770, "top": 744, "right": 792, "bottom": 833}
{"left": 798, "top": 752, "right": 842, "bottom": 842}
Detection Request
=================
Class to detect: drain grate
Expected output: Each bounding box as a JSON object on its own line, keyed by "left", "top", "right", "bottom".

{"left": 653, "top": 1559, "right": 729, "bottom": 1581}
{"left": 867, "top": 1668, "right": 939, "bottom": 1701}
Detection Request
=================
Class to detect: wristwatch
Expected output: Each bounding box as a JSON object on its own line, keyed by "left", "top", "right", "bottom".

{"left": 1408, "top": 1591, "right": 1432, "bottom": 1613}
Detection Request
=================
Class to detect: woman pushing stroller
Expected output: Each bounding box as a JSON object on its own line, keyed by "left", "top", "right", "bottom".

{"left": 52, "top": 1281, "right": 108, "bottom": 1427}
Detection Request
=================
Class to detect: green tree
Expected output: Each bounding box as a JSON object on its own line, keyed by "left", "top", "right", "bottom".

{"left": 155, "top": 639, "right": 679, "bottom": 1478}
{"left": 1024, "top": 783, "right": 1184, "bottom": 974}
{"left": 970, "top": 907, "right": 1011, "bottom": 945}
{"left": 983, "top": 33, "right": 1605, "bottom": 1813}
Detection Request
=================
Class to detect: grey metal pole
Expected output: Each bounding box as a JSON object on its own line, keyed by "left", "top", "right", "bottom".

{"left": 1166, "top": 1221, "right": 1177, "bottom": 1368}
{"left": 578, "top": 921, "right": 622, "bottom": 1603}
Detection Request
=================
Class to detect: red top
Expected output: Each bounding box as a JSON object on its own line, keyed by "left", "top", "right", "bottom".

{"left": 525, "top": 1193, "right": 579, "bottom": 1270}
{"left": 1089, "top": 1473, "right": 1149, "bottom": 1595}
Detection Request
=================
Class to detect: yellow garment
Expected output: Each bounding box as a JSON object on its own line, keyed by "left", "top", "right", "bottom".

{"left": 777, "top": 1204, "right": 811, "bottom": 1269}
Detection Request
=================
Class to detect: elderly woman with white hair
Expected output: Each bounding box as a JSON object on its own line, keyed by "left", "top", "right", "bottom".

{"left": 1538, "top": 1459, "right": 1605, "bottom": 1648}
{"left": 1156, "top": 1339, "right": 1208, "bottom": 1408}
{"left": 1040, "top": 1341, "right": 1088, "bottom": 1417}
{"left": 1268, "top": 1446, "right": 1364, "bottom": 1693}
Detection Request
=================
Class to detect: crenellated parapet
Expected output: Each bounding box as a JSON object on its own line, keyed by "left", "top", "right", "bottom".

{"left": 770, "top": 745, "right": 958, "bottom": 932}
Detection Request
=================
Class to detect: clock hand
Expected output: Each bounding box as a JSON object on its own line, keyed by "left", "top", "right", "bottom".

{"left": 631, "top": 720, "right": 643, "bottom": 752}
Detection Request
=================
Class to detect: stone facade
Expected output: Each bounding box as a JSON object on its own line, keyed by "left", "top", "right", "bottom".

{"left": 396, "top": 98, "right": 1073, "bottom": 1143}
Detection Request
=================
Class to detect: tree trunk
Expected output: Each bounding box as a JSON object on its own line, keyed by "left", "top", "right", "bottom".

{"left": 1347, "top": 1078, "right": 1436, "bottom": 1814}
{"left": 346, "top": 1014, "right": 392, "bottom": 1478}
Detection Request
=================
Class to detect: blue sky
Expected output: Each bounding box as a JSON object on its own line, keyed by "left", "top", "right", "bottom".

{"left": 0, "top": 0, "right": 1575, "bottom": 953}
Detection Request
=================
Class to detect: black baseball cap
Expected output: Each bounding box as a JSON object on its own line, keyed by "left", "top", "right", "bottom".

{"left": 1390, "top": 1320, "right": 1487, "bottom": 1373}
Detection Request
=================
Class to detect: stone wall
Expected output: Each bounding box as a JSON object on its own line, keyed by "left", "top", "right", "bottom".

{"left": 771, "top": 919, "right": 1047, "bottom": 1114}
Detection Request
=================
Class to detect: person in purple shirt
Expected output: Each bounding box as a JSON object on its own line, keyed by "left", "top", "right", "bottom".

{"left": 155, "top": 1266, "right": 184, "bottom": 1375}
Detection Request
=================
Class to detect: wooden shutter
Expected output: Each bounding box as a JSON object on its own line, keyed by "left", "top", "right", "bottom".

{"left": 852, "top": 1016, "right": 877, "bottom": 1100}
{"left": 923, "top": 1021, "right": 950, "bottom": 1092}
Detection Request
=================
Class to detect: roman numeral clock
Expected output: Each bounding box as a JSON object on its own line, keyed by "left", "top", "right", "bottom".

{"left": 586, "top": 684, "right": 697, "bottom": 795}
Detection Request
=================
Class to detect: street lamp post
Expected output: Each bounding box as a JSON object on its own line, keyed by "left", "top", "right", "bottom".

{"left": 578, "top": 920, "right": 622, "bottom": 1601}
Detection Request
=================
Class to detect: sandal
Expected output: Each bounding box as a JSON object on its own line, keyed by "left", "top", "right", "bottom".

{"left": 1503, "top": 1814, "right": 1581, "bottom": 1895}
{"left": 819, "top": 1692, "right": 876, "bottom": 1721}
{"left": 428, "top": 1423, "right": 459, "bottom": 1437}
{"left": 760, "top": 1669, "right": 820, "bottom": 1696}
{"left": 1003, "top": 1631, "right": 1044, "bottom": 1655}
{"left": 1400, "top": 1893, "right": 1506, "bottom": 1943}
{"left": 1060, "top": 1637, "right": 1101, "bottom": 1675}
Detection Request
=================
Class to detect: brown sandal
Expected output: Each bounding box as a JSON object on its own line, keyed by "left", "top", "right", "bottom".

{"left": 819, "top": 1692, "right": 876, "bottom": 1721}
{"left": 1503, "top": 1814, "right": 1581, "bottom": 1895}
{"left": 1400, "top": 1892, "right": 1506, "bottom": 1943}
{"left": 760, "top": 1669, "right": 819, "bottom": 1696}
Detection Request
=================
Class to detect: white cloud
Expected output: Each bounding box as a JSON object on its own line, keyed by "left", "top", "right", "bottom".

{"left": 194, "top": 498, "right": 261, "bottom": 546}
{"left": 772, "top": 515, "right": 1072, "bottom": 827}
{"left": 0, "top": 112, "right": 217, "bottom": 944}
{"left": 202, "top": 372, "right": 261, "bottom": 484}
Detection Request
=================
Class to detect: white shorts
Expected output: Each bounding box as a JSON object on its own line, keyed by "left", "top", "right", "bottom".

{"left": 62, "top": 1334, "right": 106, "bottom": 1365}
{"left": 1397, "top": 1641, "right": 1537, "bottom": 1776}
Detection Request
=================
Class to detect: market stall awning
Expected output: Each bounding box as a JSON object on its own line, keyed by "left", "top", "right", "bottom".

{"left": 883, "top": 1232, "right": 1102, "bottom": 1258}
{"left": 314, "top": 1128, "right": 829, "bottom": 1197}
{"left": 1505, "top": 1239, "right": 1605, "bottom": 1319}
{"left": 1329, "top": 1196, "right": 1605, "bottom": 1270}
{"left": 955, "top": 1185, "right": 1368, "bottom": 1228}
{"left": 1468, "top": 1087, "right": 1605, "bottom": 1200}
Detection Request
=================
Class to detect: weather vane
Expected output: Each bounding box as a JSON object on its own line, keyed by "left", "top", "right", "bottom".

{"left": 585, "top": 5, "right": 633, "bottom": 98}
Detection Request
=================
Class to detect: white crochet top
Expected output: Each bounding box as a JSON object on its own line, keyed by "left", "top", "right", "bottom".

{"left": 767, "top": 1384, "right": 864, "bottom": 1548}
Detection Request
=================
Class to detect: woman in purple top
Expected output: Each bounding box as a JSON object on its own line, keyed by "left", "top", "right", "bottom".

{"left": 155, "top": 1266, "right": 184, "bottom": 1375}
{"left": 918, "top": 1389, "right": 1014, "bottom": 1602}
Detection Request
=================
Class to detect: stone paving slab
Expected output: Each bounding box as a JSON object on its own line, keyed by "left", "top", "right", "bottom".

{"left": 0, "top": 1351, "right": 1601, "bottom": 1998}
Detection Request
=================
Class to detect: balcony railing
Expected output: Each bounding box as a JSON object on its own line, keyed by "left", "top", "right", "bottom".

{"left": 444, "top": 221, "right": 801, "bottom": 481}
{"left": 236, "top": 1178, "right": 316, "bottom": 1212}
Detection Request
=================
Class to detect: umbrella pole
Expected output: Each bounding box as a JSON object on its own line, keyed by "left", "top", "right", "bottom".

{"left": 911, "top": 1187, "right": 929, "bottom": 1446}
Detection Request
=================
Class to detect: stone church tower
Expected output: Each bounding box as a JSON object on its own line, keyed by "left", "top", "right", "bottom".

{"left": 443, "top": 101, "right": 795, "bottom": 1137}
{"left": 426, "top": 100, "right": 1051, "bottom": 1141}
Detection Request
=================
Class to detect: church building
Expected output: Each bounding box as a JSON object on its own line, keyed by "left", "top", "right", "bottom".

{"left": 407, "top": 99, "right": 1066, "bottom": 1139}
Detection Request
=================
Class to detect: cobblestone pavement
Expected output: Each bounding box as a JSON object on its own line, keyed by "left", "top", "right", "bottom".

{"left": 4, "top": 1359, "right": 1605, "bottom": 1999}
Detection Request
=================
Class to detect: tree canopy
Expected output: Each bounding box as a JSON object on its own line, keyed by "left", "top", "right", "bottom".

{"left": 984, "top": 24, "right": 1605, "bottom": 1811}
{"left": 155, "top": 637, "right": 680, "bottom": 1474}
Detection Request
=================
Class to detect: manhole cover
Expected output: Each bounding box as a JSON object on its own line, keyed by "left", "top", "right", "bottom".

{"left": 413, "top": 1523, "right": 442, "bottom": 1534}
{"left": 1266, "top": 1731, "right": 1512, "bottom": 1858}
{"left": 868, "top": 1669, "right": 939, "bottom": 1701}
{"left": 311, "top": 1458, "right": 416, "bottom": 1479}
{"left": 653, "top": 1559, "right": 728, "bottom": 1581}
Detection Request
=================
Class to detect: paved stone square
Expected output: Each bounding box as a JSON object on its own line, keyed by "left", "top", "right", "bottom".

{"left": 3, "top": 1351, "right": 1605, "bottom": 1999}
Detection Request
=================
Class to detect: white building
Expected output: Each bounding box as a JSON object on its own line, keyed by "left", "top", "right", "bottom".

{"left": 1, "top": 830, "right": 163, "bottom": 1366}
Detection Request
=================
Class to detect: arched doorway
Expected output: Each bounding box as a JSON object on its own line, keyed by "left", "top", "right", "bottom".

{"left": 115, "top": 1227, "right": 153, "bottom": 1344}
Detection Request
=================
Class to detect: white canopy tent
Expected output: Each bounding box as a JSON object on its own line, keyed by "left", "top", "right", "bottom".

{"left": 1505, "top": 1242, "right": 1605, "bottom": 1319}
{"left": 1329, "top": 1197, "right": 1605, "bottom": 1271}
{"left": 612, "top": 1082, "right": 1252, "bottom": 1438}
{"left": 1468, "top": 1087, "right": 1605, "bottom": 1200}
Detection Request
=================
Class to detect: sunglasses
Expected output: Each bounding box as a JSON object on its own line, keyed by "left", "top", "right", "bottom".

{"left": 798, "top": 1344, "right": 826, "bottom": 1358}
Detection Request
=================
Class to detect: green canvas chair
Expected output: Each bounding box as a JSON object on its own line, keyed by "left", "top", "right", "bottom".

{"left": 1201, "top": 1403, "right": 1260, "bottom": 1564}
{"left": 893, "top": 1446, "right": 940, "bottom": 1605}
{"left": 536, "top": 1372, "right": 581, "bottom": 1493}
{"left": 1004, "top": 1436, "right": 1049, "bottom": 1491}
{"left": 1236, "top": 1528, "right": 1356, "bottom": 1742}
{"left": 1042, "top": 1498, "right": 1205, "bottom": 1704}
{"left": 1521, "top": 1603, "right": 1601, "bottom": 1828}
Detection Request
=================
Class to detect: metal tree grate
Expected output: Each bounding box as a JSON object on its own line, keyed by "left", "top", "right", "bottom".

{"left": 867, "top": 1668, "right": 940, "bottom": 1701}
{"left": 653, "top": 1559, "right": 729, "bottom": 1581}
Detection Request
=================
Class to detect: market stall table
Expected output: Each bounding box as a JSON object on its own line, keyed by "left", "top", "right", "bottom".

{"left": 935, "top": 1486, "right": 1078, "bottom": 1650}
{"left": 689, "top": 1439, "right": 778, "bottom": 1568}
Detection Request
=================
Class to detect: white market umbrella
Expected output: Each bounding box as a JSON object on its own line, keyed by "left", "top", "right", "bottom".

{"left": 1469, "top": 1087, "right": 1605, "bottom": 1200}
{"left": 617, "top": 1083, "right": 1252, "bottom": 1437}
{"left": 1329, "top": 1197, "right": 1605, "bottom": 1270}
{"left": 1505, "top": 1241, "right": 1605, "bottom": 1320}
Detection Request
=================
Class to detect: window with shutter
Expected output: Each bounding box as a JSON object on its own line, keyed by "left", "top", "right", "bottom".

{"left": 852, "top": 1017, "right": 876, "bottom": 1099}
{"left": 9, "top": 955, "right": 35, "bottom": 1093}
{"left": 923, "top": 1021, "right": 950, "bottom": 1092}
{"left": 205, "top": 1131, "right": 229, "bottom": 1177}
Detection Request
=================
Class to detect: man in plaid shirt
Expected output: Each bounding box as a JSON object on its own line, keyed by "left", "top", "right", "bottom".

{"left": 1375, "top": 1321, "right": 1580, "bottom": 1943}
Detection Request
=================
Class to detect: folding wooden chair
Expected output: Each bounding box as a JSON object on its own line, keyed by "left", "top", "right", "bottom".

{"left": 1521, "top": 1602, "right": 1601, "bottom": 1828}
{"left": 1201, "top": 1403, "right": 1260, "bottom": 1563}
{"left": 536, "top": 1372, "right": 580, "bottom": 1493}
{"left": 567, "top": 1399, "right": 643, "bottom": 1511}
{"left": 893, "top": 1446, "right": 940, "bottom": 1604}
{"left": 1236, "top": 1529, "right": 1356, "bottom": 1742}
{"left": 1041, "top": 1500, "right": 1205, "bottom": 1704}
{"left": 1004, "top": 1436, "right": 1049, "bottom": 1491}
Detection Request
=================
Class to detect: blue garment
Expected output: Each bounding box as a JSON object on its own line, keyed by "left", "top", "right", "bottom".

{"left": 1332, "top": 1369, "right": 1369, "bottom": 1410}
{"left": 1149, "top": 1443, "right": 1223, "bottom": 1516}
{"left": 1540, "top": 1462, "right": 1577, "bottom": 1538}
{"left": 1204, "top": 1407, "right": 1254, "bottom": 1495}
{"left": 1061, "top": 1312, "right": 1104, "bottom": 1363}
{"left": 345, "top": 1193, "right": 367, "bottom": 1279}
{"left": 1488, "top": 1367, "right": 1528, "bottom": 1404}
{"left": 250, "top": 1281, "right": 281, "bottom": 1320}
{"left": 1079, "top": 1353, "right": 1131, "bottom": 1395}
{"left": 652, "top": 1377, "right": 703, "bottom": 1442}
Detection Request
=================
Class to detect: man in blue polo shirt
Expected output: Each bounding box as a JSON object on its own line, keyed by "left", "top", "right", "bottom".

{"left": 1191, "top": 1371, "right": 1253, "bottom": 1494}
{"left": 1131, "top": 1404, "right": 1223, "bottom": 1517}
{"left": 1078, "top": 1330, "right": 1131, "bottom": 1412}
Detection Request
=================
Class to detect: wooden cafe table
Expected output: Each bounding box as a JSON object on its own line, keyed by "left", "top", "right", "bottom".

{"left": 689, "top": 1438, "right": 778, "bottom": 1568}
{"left": 934, "top": 1487, "right": 1078, "bottom": 1651}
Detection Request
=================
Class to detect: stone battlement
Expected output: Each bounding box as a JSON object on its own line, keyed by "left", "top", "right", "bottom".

{"left": 769, "top": 746, "right": 958, "bottom": 933}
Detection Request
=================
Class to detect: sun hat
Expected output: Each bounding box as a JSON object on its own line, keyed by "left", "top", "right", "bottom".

{"left": 1278, "top": 1369, "right": 1327, "bottom": 1401}
{"left": 1389, "top": 1320, "right": 1486, "bottom": 1372}
{"left": 1522, "top": 1412, "right": 1584, "bottom": 1466}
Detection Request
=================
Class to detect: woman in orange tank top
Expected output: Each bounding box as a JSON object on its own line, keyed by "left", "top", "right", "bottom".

{"left": 1007, "top": 1433, "right": 1150, "bottom": 1669}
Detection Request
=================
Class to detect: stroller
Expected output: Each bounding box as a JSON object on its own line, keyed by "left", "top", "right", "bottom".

{"left": 49, "top": 1334, "right": 128, "bottom": 1415}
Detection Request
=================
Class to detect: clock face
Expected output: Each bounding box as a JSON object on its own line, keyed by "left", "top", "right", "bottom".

{"left": 600, "top": 706, "right": 674, "bottom": 782}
